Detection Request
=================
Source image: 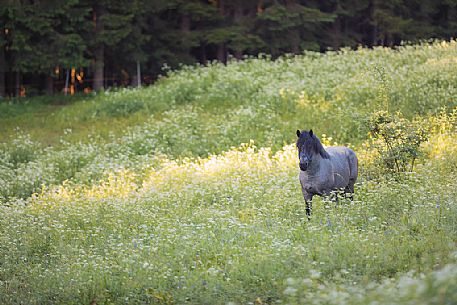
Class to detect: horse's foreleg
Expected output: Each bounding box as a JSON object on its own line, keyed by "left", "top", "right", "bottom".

{"left": 304, "top": 193, "right": 313, "bottom": 220}
{"left": 305, "top": 200, "right": 312, "bottom": 219}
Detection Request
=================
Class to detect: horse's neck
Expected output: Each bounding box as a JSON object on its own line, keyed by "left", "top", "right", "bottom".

{"left": 308, "top": 154, "right": 325, "bottom": 174}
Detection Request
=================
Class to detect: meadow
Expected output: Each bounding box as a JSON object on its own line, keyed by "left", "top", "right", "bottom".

{"left": 0, "top": 41, "right": 456, "bottom": 304}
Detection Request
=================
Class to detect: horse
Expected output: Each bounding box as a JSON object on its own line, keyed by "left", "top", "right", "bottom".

{"left": 296, "top": 129, "right": 358, "bottom": 219}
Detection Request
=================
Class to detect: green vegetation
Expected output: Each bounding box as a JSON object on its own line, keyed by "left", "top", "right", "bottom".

{"left": 3, "top": 0, "right": 457, "bottom": 97}
{"left": 1, "top": 41, "right": 457, "bottom": 304}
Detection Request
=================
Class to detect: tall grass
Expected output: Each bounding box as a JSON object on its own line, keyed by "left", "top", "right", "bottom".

{"left": 0, "top": 41, "right": 456, "bottom": 304}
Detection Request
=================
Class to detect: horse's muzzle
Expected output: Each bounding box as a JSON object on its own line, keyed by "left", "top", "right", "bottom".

{"left": 299, "top": 163, "right": 308, "bottom": 171}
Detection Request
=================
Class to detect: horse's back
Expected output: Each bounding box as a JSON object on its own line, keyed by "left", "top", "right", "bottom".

{"left": 326, "top": 146, "right": 358, "bottom": 187}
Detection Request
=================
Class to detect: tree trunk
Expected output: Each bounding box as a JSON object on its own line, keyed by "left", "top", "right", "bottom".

{"left": 217, "top": 44, "right": 226, "bottom": 63}
{"left": 45, "top": 74, "right": 53, "bottom": 95}
{"left": 181, "top": 12, "right": 191, "bottom": 32}
{"left": 284, "top": 0, "right": 300, "bottom": 54}
{"left": 368, "top": 0, "right": 377, "bottom": 46}
{"left": 217, "top": 0, "right": 226, "bottom": 63}
{"left": 329, "top": 0, "right": 342, "bottom": 50}
{"left": 93, "top": 47, "right": 104, "bottom": 91}
{"left": 234, "top": 49, "right": 242, "bottom": 60}
{"left": 0, "top": 31, "right": 5, "bottom": 98}
{"left": 201, "top": 44, "right": 207, "bottom": 65}
{"left": 15, "top": 71, "right": 20, "bottom": 97}
{"left": 290, "top": 30, "right": 300, "bottom": 54}
{"left": 233, "top": 5, "right": 243, "bottom": 59}
{"left": 331, "top": 16, "right": 342, "bottom": 50}
{"left": 64, "top": 69, "right": 70, "bottom": 95}
{"left": 180, "top": 12, "right": 191, "bottom": 60}
{"left": 131, "top": 61, "right": 141, "bottom": 87}
{"left": 439, "top": 3, "right": 449, "bottom": 25}
{"left": 93, "top": 4, "right": 105, "bottom": 91}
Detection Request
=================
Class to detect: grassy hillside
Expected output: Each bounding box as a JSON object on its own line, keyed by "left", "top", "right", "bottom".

{"left": 0, "top": 41, "right": 456, "bottom": 304}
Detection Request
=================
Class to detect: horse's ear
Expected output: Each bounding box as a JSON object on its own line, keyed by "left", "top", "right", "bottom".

{"left": 296, "top": 130, "right": 301, "bottom": 138}
{"left": 309, "top": 129, "right": 313, "bottom": 137}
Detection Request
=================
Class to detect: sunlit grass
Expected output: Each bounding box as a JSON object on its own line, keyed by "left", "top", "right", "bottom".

{"left": 0, "top": 41, "right": 457, "bottom": 304}
{"left": 1, "top": 133, "right": 456, "bottom": 304}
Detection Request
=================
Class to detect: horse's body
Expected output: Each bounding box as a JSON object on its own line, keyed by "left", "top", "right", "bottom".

{"left": 296, "top": 130, "right": 358, "bottom": 218}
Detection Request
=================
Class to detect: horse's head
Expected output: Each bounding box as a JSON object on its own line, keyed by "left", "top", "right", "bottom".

{"left": 296, "top": 129, "right": 315, "bottom": 171}
{"left": 296, "top": 129, "right": 329, "bottom": 171}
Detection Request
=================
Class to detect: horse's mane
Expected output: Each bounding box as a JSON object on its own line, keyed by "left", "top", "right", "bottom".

{"left": 297, "top": 131, "right": 330, "bottom": 159}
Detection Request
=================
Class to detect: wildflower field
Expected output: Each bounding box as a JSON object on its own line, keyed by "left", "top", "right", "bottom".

{"left": 1, "top": 41, "right": 457, "bottom": 304}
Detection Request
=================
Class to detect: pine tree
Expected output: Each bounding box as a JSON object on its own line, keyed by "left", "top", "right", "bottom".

{"left": 318, "top": 0, "right": 370, "bottom": 49}
{"left": 225, "top": 0, "right": 264, "bottom": 59}
{"left": 1, "top": 0, "right": 456, "bottom": 96}
{"left": 4, "top": 2, "right": 54, "bottom": 95}
{"left": 434, "top": 0, "right": 457, "bottom": 38}
{"left": 371, "top": 0, "right": 412, "bottom": 46}
{"left": 143, "top": 0, "right": 218, "bottom": 70}
{"left": 44, "top": 0, "right": 89, "bottom": 94}
{"left": 2, "top": 0, "right": 88, "bottom": 95}
{"left": 82, "top": 0, "right": 140, "bottom": 90}
{"left": 257, "top": 0, "right": 335, "bottom": 55}
{"left": 0, "top": 8, "right": 7, "bottom": 97}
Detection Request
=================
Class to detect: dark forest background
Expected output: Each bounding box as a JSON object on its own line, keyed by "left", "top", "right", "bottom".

{"left": 1, "top": 0, "right": 456, "bottom": 97}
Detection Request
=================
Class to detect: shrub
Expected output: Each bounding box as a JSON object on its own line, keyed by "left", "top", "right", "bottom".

{"left": 366, "top": 110, "right": 428, "bottom": 173}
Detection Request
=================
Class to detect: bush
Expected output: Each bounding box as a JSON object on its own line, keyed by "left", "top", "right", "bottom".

{"left": 366, "top": 110, "right": 428, "bottom": 173}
